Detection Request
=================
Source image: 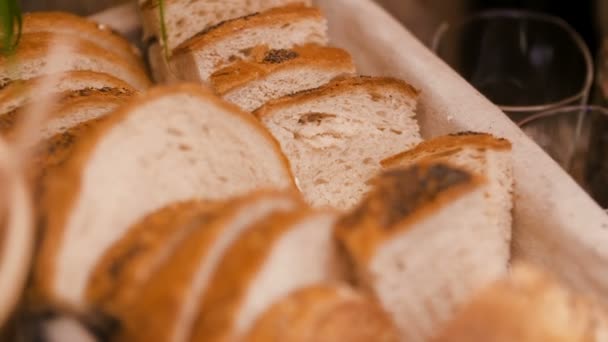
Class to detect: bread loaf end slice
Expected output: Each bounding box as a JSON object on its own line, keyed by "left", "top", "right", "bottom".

{"left": 434, "top": 264, "right": 608, "bottom": 341}
{"left": 245, "top": 284, "right": 399, "bottom": 342}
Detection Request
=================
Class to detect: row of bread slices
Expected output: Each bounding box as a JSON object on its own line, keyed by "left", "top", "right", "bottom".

{"left": 138, "top": 1, "right": 424, "bottom": 210}
{"left": 4, "top": 82, "right": 604, "bottom": 341}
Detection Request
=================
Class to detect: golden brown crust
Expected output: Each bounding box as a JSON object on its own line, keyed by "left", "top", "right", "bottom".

{"left": 22, "top": 12, "right": 143, "bottom": 67}
{"left": 381, "top": 132, "right": 513, "bottom": 168}
{"left": 433, "top": 264, "right": 606, "bottom": 342}
{"left": 189, "top": 210, "right": 314, "bottom": 342}
{"left": 87, "top": 200, "right": 219, "bottom": 316}
{"left": 210, "top": 44, "right": 355, "bottom": 95}
{"left": 0, "top": 87, "right": 135, "bottom": 139}
{"left": 0, "top": 71, "right": 137, "bottom": 114}
{"left": 116, "top": 192, "right": 304, "bottom": 342}
{"left": 254, "top": 76, "right": 419, "bottom": 118}
{"left": 335, "top": 162, "right": 483, "bottom": 266}
{"left": 33, "top": 83, "right": 296, "bottom": 309}
{"left": 246, "top": 285, "right": 399, "bottom": 342}
{"left": 172, "top": 5, "right": 323, "bottom": 56}
{"left": 0, "top": 32, "right": 151, "bottom": 90}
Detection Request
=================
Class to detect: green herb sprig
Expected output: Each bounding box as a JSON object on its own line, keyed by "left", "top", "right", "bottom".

{"left": 158, "top": 0, "right": 169, "bottom": 59}
{"left": 0, "top": 0, "right": 22, "bottom": 56}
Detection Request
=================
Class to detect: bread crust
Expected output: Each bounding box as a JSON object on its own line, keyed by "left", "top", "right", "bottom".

{"left": 0, "top": 32, "right": 151, "bottom": 90}
{"left": 433, "top": 264, "right": 607, "bottom": 341}
{"left": 245, "top": 285, "right": 399, "bottom": 342}
{"left": 254, "top": 76, "right": 419, "bottom": 118}
{"left": 171, "top": 5, "right": 323, "bottom": 56}
{"left": 0, "top": 71, "right": 136, "bottom": 115}
{"left": 381, "top": 132, "right": 512, "bottom": 167}
{"left": 335, "top": 162, "right": 483, "bottom": 266}
{"left": 210, "top": 44, "right": 355, "bottom": 95}
{"left": 116, "top": 192, "right": 304, "bottom": 342}
{"left": 33, "top": 84, "right": 297, "bottom": 310}
{"left": 22, "top": 12, "right": 143, "bottom": 68}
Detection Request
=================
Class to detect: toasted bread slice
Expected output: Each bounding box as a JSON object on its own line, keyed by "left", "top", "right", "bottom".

{"left": 434, "top": 264, "right": 608, "bottom": 341}
{"left": 0, "top": 32, "right": 151, "bottom": 90}
{"left": 116, "top": 192, "right": 304, "bottom": 342}
{"left": 139, "top": 0, "right": 313, "bottom": 51}
{"left": 382, "top": 132, "right": 514, "bottom": 275}
{"left": 255, "top": 76, "right": 422, "bottom": 209}
{"left": 336, "top": 162, "right": 509, "bottom": 340}
{"left": 22, "top": 12, "right": 143, "bottom": 68}
{"left": 211, "top": 44, "right": 356, "bottom": 111}
{"left": 34, "top": 84, "right": 296, "bottom": 313}
{"left": 170, "top": 5, "right": 328, "bottom": 83}
{"left": 0, "top": 71, "right": 136, "bottom": 116}
{"left": 245, "top": 284, "right": 399, "bottom": 342}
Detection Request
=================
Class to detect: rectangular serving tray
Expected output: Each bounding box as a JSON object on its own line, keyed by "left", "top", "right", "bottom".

{"left": 92, "top": 0, "right": 608, "bottom": 305}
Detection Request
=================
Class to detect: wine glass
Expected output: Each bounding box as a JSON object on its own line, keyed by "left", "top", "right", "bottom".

{"left": 519, "top": 106, "right": 608, "bottom": 209}
{"left": 432, "top": 10, "right": 593, "bottom": 123}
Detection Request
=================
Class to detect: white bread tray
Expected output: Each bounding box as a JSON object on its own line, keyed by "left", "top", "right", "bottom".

{"left": 92, "top": 0, "right": 608, "bottom": 305}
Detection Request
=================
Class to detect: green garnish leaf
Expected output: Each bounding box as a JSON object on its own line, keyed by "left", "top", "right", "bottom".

{"left": 0, "top": 0, "right": 22, "bottom": 55}
{"left": 158, "top": 0, "right": 169, "bottom": 59}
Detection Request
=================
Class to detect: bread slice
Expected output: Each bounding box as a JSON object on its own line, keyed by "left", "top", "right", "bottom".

{"left": 0, "top": 71, "right": 136, "bottom": 116}
{"left": 335, "top": 163, "right": 509, "bottom": 341}
{"left": 0, "top": 32, "right": 151, "bottom": 90}
{"left": 255, "top": 76, "right": 422, "bottom": 209}
{"left": 382, "top": 132, "right": 514, "bottom": 272}
{"left": 116, "top": 192, "right": 304, "bottom": 342}
{"left": 210, "top": 44, "right": 356, "bottom": 112}
{"left": 188, "top": 209, "right": 339, "bottom": 342}
{"left": 22, "top": 12, "right": 143, "bottom": 68}
{"left": 34, "top": 84, "right": 296, "bottom": 312}
{"left": 139, "top": 0, "right": 313, "bottom": 51}
{"left": 0, "top": 139, "right": 34, "bottom": 327}
{"left": 170, "top": 5, "right": 328, "bottom": 83}
{"left": 434, "top": 264, "right": 608, "bottom": 341}
{"left": 0, "top": 87, "right": 135, "bottom": 141}
{"left": 245, "top": 284, "right": 399, "bottom": 342}
{"left": 87, "top": 191, "right": 301, "bottom": 319}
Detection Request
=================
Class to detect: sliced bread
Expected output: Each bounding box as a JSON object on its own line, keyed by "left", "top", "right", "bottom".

{"left": 188, "top": 209, "right": 339, "bottom": 342}
{"left": 0, "top": 71, "right": 136, "bottom": 116}
{"left": 0, "top": 87, "right": 135, "bottom": 141}
{"left": 0, "top": 139, "right": 33, "bottom": 326}
{"left": 382, "top": 132, "right": 514, "bottom": 271}
{"left": 139, "top": 0, "right": 313, "bottom": 51}
{"left": 34, "top": 84, "right": 296, "bottom": 313}
{"left": 147, "top": 42, "right": 179, "bottom": 84}
{"left": 22, "top": 12, "right": 143, "bottom": 68}
{"left": 115, "top": 192, "right": 304, "bottom": 342}
{"left": 434, "top": 264, "right": 608, "bottom": 341}
{"left": 0, "top": 32, "right": 151, "bottom": 90}
{"left": 210, "top": 44, "right": 356, "bottom": 112}
{"left": 255, "top": 76, "right": 422, "bottom": 209}
{"left": 170, "top": 5, "right": 328, "bottom": 83}
{"left": 245, "top": 284, "right": 399, "bottom": 342}
{"left": 335, "top": 163, "right": 510, "bottom": 341}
